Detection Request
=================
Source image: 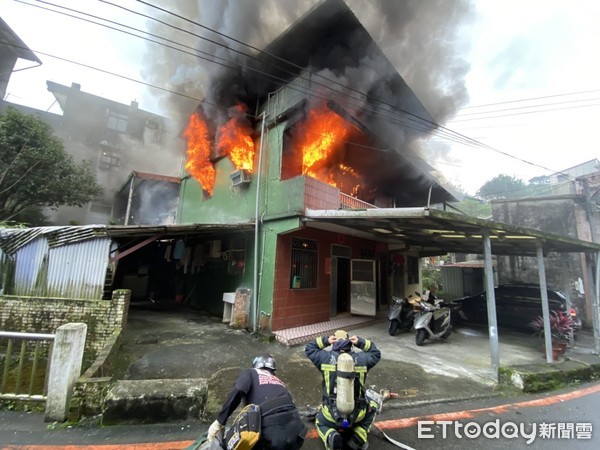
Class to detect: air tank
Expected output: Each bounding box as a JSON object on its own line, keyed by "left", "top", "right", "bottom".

{"left": 336, "top": 352, "right": 355, "bottom": 415}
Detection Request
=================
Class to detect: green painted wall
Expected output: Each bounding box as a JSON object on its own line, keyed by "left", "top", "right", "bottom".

{"left": 252, "top": 217, "right": 302, "bottom": 329}
{"left": 179, "top": 157, "right": 257, "bottom": 224}
{"left": 178, "top": 73, "right": 314, "bottom": 226}
{"left": 176, "top": 76, "right": 319, "bottom": 329}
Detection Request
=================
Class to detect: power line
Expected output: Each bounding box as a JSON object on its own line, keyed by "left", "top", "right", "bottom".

{"left": 21, "top": 0, "right": 481, "bottom": 148}
{"left": 452, "top": 98, "right": 600, "bottom": 122}
{"left": 131, "top": 0, "right": 585, "bottom": 182}
{"left": 458, "top": 88, "right": 600, "bottom": 110}
{"left": 9, "top": 0, "right": 582, "bottom": 183}
{"left": 125, "top": 0, "right": 493, "bottom": 147}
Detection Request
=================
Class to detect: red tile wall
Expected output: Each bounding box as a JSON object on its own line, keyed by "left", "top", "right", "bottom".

{"left": 303, "top": 177, "right": 340, "bottom": 211}
{"left": 270, "top": 227, "right": 379, "bottom": 331}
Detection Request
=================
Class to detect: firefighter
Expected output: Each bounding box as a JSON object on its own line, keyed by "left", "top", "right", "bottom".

{"left": 206, "top": 353, "right": 306, "bottom": 449}
{"left": 305, "top": 330, "right": 382, "bottom": 450}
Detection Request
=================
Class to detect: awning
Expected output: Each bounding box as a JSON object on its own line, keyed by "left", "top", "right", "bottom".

{"left": 304, "top": 207, "right": 600, "bottom": 256}
{"left": 101, "top": 223, "right": 255, "bottom": 239}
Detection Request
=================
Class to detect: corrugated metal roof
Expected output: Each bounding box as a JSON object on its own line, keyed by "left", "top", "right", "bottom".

{"left": 0, "top": 225, "right": 104, "bottom": 255}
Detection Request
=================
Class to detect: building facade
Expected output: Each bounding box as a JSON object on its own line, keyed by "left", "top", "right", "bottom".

{"left": 174, "top": 0, "right": 457, "bottom": 331}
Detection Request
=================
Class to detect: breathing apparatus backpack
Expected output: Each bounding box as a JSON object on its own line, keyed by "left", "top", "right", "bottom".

{"left": 333, "top": 352, "right": 356, "bottom": 427}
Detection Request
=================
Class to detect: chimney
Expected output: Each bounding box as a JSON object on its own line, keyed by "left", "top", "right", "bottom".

{"left": 130, "top": 100, "right": 139, "bottom": 109}
{"left": 71, "top": 82, "right": 81, "bottom": 91}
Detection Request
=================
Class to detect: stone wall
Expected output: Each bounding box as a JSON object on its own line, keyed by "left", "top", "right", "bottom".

{"left": 0, "top": 289, "right": 130, "bottom": 361}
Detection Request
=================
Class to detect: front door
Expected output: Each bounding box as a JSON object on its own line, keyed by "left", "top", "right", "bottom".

{"left": 350, "top": 259, "right": 377, "bottom": 316}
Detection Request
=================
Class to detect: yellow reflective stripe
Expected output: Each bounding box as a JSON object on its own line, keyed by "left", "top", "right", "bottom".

{"left": 353, "top": 426, "right": 368, "bottom": 442}
{"left": 317, "top": 336, "right": 326, "bottom": 348}
{"left": 316, "top": 417, "right": 331, "bottom": 443}
{"left": 355, "top": 407, "right": 366, "bottom": 422}
{"left": 321, "top": 364, "right": 335, "bottom": 394}
{"left": 355, "top": 366, "right": 367, "bottom": 385}
{"left": 322, "top": 405, "right": 336, "bottom": 422}
{"left": 363, "top": 339, "right": 371, "bottom": 351}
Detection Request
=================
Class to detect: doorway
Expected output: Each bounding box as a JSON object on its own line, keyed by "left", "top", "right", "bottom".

{"left": 331, "top": 244, "right": 352, "bottom": 317}
{"left": 336, "top": 257, "right": 350, "bottom": 313}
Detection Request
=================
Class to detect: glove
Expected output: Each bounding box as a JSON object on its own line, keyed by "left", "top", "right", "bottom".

{"left": 207, "top": 420, "right": 224, "bottom": 441}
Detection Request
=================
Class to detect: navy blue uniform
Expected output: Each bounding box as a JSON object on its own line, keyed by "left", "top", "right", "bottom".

{"left": 305, "top": 336, "right": 381, "bottom": 449}
{"left": 217, "top": 367, "right": 305, "bottom": 449}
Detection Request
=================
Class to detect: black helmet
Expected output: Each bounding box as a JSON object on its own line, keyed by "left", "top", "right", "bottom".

{"left": 252, "top": 354, "right": 276, "bottom": 371}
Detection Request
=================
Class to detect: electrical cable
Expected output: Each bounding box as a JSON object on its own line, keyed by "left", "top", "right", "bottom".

{"left": 8, "top": 0, "right": 584, "bottom": 183}
{"left": 17, "top": 0, "right": 482, "bottom": 148}
{"left": 128, "top": 0, "right": 585, "bottom": 181}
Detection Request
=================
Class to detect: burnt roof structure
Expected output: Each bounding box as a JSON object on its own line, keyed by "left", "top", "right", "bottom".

{"left": 211, "top": 0, "right": 457, "bottom": 205}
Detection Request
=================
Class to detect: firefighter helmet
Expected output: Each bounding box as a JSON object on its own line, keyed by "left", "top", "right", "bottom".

{"left": 252, "top": 354, "right": 276, "bottom": 371}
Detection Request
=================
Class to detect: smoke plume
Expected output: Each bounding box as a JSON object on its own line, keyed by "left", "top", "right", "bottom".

{"left": 141, "top": 0, "right": 476, "bottom": 131}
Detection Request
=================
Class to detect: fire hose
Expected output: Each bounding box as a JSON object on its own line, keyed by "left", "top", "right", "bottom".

{"left": 372, "top": 389, "right": 416, "bottom": 450}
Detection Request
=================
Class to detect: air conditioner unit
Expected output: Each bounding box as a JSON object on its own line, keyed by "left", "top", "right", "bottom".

{"left": 230, "top": 169, "right": 252, "bottom": 187}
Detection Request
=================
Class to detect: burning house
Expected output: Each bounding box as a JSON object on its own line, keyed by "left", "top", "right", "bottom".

{"left": 174, "top": 0, "right": 459, "bottom": 332}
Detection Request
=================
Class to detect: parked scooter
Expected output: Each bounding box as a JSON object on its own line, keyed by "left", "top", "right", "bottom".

{"left": 388, "top": 295, "right": 415, "bottom": 335}
{"left": 410, "top": 291, "right": 454, "bottom": 346}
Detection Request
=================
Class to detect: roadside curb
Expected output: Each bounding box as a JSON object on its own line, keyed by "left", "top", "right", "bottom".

{"left": 499, "top": 354, "right": 600, "bottom": 393}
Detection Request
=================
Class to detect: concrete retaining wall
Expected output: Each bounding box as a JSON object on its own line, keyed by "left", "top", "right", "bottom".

{"left": 102, "top": 379, "right": 208, "bottom": 425}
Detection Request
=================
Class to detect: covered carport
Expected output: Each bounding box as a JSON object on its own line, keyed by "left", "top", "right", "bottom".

{"left": 304, "top": 206, "right": 600, "bottom": 380}
{"left": 99, "top": 223, "right": 255, "bottom": 310}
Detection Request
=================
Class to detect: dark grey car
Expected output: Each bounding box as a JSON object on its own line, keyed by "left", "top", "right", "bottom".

{"left": 452, "top": 284, "right": 582, "bottom": 333}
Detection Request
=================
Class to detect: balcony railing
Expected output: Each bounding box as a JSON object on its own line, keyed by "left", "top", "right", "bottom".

{"left": 339, "top": 192, "right": 378, "bottom": 210}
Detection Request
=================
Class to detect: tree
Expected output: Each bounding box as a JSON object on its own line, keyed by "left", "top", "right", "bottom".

{"left": 449, "top": 196, "right": 492, "bottom": 218}
{"left": 476, "top": 174, "right": 526, "bottom": 200}
{"left": 0, "top": 108, "right": 102, "bottom": 222}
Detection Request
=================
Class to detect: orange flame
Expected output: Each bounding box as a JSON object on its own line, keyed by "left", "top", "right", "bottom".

{"left": 184, "top": 112, "right": 215, "bottom": 196}
{"left": 218, "top": 104, "right": 255, "bottom": 172}
{"left": 299, "top": 106, "right": 350, "bottom": 178}
{"left": 293, "top": 104, "right": 362, "bottom": 196}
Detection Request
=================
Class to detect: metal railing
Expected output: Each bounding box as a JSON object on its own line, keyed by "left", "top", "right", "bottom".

{"left": 0, "top": 331, "right": 55, "bottom": 402}
{"left": 339, "top": 192, "right": 378, "bottom": 210}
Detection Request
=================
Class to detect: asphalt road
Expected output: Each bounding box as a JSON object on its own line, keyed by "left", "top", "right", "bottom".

{"left": 2, "top": 381, "right": 599, "bottom": 449}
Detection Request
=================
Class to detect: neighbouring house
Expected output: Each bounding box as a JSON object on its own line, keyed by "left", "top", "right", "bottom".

{"left": 113, "top": 171, "right": 180, "bottom": 225}
{"left": 1, "top": 81, "right": 183, "bottom": 226}
{"left": 0, "top": 16, "right": 41, "bottom": 100}
{"left": 40, "top": 81, "right": 183, "bottom": 225}
{"left": 491, "top": 159, "right": 600, "bottom": 326}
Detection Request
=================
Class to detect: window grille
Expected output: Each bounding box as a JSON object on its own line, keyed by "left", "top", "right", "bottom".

{"left": 290, "top": 238, "right": 318, "bottom": 289}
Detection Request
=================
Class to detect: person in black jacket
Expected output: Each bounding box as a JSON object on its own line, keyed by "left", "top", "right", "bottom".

{"left": 206, "top": 353, "right": 306, "bottom": 449}
{"left": 305, "top": 330, "right": 381, "bottom": 450}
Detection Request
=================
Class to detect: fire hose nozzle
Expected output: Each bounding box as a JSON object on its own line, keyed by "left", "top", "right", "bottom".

{"left": 379, "top": 389, "right": 399, "bottom": 400}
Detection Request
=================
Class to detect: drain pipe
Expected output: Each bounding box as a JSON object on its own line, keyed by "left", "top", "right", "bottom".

{"left": 253, "top": 111, "right": 267, "bottom": 333}
{"left": 124, "top": 174, "right": 136, "bottom": 225}
{"left": 426, "top": 184, "right": 433, "bottom": 209}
